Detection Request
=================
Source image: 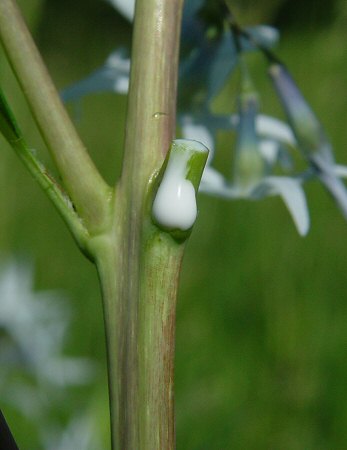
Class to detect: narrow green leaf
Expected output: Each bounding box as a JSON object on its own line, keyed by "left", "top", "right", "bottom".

{"left": 0, "top": 88, "right": 22, "bottom": 143}
{"left": 0, "top": 87, "right": 91, "bottom": 257}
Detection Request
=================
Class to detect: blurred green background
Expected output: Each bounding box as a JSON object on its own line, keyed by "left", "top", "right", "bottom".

{"left": 1, "top": 0, "right": 347, "bottom": 448}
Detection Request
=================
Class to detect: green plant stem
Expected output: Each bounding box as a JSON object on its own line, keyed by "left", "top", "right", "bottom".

{"left": 94, "top": 0, "right": 185, "bottom": 448}
{"left": 95, "top": 226, "right": 185, "bottom": 450}
{"left": 0, "top": 88, "right": 91, "bottom": 255}
{"left": 1, "top": 0, "right": 187, "bottom": 448}
{"left": 137, "top": 234, "right": 185, "bottom": 449}
{"left": 0, "top": 0, "right": 111, "bottom": 234}
{"left": 12, "top": 138, "right": 91, "bottom": 254}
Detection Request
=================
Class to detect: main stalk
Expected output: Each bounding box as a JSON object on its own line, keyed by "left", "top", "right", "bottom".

{"left": 96, "top": 1, "right": 185, "bottom": 448}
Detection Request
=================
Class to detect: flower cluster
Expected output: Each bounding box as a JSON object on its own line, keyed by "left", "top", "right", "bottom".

{"left": 62, "top": 0, "right": 347, "bottom": 235}
{"left": 0, "top": 258, "right": 102, "bottom": 450}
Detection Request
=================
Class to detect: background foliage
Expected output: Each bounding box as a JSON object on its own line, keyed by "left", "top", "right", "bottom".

{"left": 1, "top": 0, "right": 347, "bottom": 448}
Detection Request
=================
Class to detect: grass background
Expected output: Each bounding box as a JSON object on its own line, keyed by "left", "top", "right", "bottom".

{"left": 1, "top": 0, "right": 347, "bottom": 448}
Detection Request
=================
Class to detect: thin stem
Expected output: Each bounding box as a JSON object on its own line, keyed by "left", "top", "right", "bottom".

{"left": 12, "top": 138, "right": 91, "bottom": 257}
{"left": 0, "top": 0, "right": 112, "bottom": 234}
{"left": 0, "top": 88, "right": 91, "bottom": 256}
{"left": 93, "top": 240, "right": 124, "bottom": 450}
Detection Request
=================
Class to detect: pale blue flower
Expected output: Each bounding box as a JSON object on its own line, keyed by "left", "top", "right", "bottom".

{"left": 0, "top": 259, "right": 95, "bottom": 386}
{"left": 42, "top": 413, "right": 104, "bottom": 450}
{"left": 180, "top": 89, "right": 309, "bottom": 235}
{"left": 61, "top": 49, "right": 130, "bottom": 102}
{"left": 268, "top": 61, "right": 347, "bottom": 218}
{"left": 60, "top": 2, "right": 346, "bottom": 235}
{"left": 62, "top": 0, "right": 279, "bottom": 110}
{"left": 106, "top": 0, "right": 134, "bottom": 21}
{"left": 0, "top": 258, "right": 99, "bottom": 449}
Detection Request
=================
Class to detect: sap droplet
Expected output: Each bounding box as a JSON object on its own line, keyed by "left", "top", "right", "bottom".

{"left": 153, "top": 150, "right": 196, "bottom": 230}
{"left": 152, "top": 112, "right": 168, "bottom": 119}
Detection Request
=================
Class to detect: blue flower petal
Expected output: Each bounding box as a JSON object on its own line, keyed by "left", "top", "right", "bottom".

{"left": 107, "top": 0, "right": 135, "bottom": 21}
{"left": 312, "top": 152, "right": 347, "bottom": 219}
{"left": 268, "top": 63, "right": 333, "bottom": 164}
{"left": 61, "top": 50, "right": 130, "bottom": 102}
{"left": 254, "top": 176, "right": 310, "bottom": 236}
{"left": 334, "top": 165, "right": 347, "bottom": 178}
{"left": 206, "top": 31, "right": 238, "bottom": 103}
{"left": 233, "top": 87, "right": 266, "bottom": 191}
{"left": 242, "top": 25, "right": 280, "bottom": 50}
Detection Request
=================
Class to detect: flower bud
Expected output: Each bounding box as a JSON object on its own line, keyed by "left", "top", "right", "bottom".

{"left": 268, "top": 63, "right": 331, "bottom": 161}
{"left": 233, "top": 91, "right": 265, "bottom": 192}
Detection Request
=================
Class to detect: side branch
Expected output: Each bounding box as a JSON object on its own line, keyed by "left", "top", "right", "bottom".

{"left": 0, "top": 88, "right": 91, "bottom": 257}
{"left": 0, "top": 0, "right": 112, "bottom": 234}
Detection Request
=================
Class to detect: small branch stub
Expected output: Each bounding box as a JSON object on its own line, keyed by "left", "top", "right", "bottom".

{"left": 152, "top": 139, "right": 209, "bottom": 236}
